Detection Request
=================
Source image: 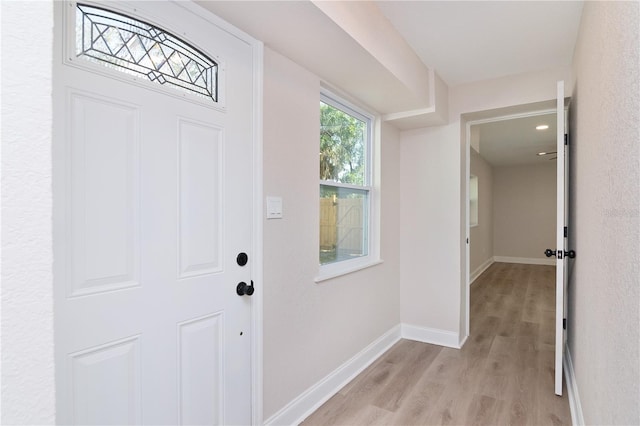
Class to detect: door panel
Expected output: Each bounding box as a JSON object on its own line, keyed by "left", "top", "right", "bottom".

{"left": 68, "top": 93, "right": 140, "bottom": 296}
{"left": 177, "top": 120, "right": 224, "bottom": 278}
{"left": 70, "top": 336, "right": 142, "bottom": 425}
{"left": 54, "top": 2, "right": 254, "bottom": 424}
{"left": 555, "top": 80, "right": 567, "bottom": 396}
{"left": 178, "top": 313, "right": 224, "bottom": 425}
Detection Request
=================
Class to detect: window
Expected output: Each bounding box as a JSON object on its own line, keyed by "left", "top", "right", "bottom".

{"left": 319, "top": 91, "right": 375, "bottom": 277}
{"left": 470, "top": 175, "right": 479, "bottom": 227}
{"left": 75, "top": 3, "right": 218, "bottom": 101}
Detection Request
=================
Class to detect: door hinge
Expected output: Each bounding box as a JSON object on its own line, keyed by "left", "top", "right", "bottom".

{"left": 564, "top": 226, "right": 568, "bottom": 238}
{"left": 564, "top": 134, "right": 568, "bottom": 145}
{"left": 563, "top": 318, "right": 567, "bottom": 330}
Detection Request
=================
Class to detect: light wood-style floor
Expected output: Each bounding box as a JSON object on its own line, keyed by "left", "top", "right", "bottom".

{"left": 301, "top": 263, "right": 571, "bottom": 425}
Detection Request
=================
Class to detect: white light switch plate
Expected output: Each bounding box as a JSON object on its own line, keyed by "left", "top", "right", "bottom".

{"left": 266, "top": 196, "right": 283, "bottom": 219}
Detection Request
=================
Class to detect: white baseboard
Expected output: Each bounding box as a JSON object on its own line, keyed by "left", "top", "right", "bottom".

{"left": 470, "top": 257, "right": 494, "bottom": 285}
{"left": 493, "top": 256, "right": 555, "bottom": 266}
{"left": 264, "top": 325, "right": 401, "bottom": 426}
{"left": 458, "top": 333, "right": 469, "bottom": 348}
{"left": 401, "top": 323, "right": 461, "bottom": 349}
{"left": 564, "top": 345, "right": 584, "bottom": 426}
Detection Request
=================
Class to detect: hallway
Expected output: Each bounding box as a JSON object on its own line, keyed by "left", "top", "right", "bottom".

{"left": 301, "top": 263, "right": 571, "bottom": 425}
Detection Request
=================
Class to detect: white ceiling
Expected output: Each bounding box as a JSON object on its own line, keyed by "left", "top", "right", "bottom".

{"left": 200, "top": 0, "right": 583, "bottom": 165}
{"left": 473, "top": 112, "right": 558, "bottom": 167}
{"left": 376, "top": 1, "right": 584, "bottom": 86}
{"left": 198, "top": 1, "right": 432, "bottom": 116}
{"left": 375, "top": 1, "right": 581, "bottom": 166}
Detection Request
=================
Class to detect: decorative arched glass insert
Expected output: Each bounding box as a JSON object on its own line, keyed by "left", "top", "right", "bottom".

{"left": 75, "top": 3, "right": 218, "bottom": 102}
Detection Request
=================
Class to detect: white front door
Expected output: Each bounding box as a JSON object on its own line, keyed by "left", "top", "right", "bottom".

{"left": 53, "top": 2, "right": 255, "bottom": 424}
{"left": 554, "top": 80, "right": 569, "bottom": 396}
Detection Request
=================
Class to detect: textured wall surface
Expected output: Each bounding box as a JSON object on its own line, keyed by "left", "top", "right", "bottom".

{"left": 262, "top": 48, "right": 401, "bottom": 419}
{"left": 492, "top": 163, "right": 556, "bottom": 260}
{"left": 568, "top": 1, "right": 639, "bottom": 424}
{"left": 1, "top": 1, "right": 56, "bottom": 423}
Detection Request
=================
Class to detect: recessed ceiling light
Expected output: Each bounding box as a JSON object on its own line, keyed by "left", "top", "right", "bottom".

{"left": 536, "top": 125, "right": 549, "bottom": 130}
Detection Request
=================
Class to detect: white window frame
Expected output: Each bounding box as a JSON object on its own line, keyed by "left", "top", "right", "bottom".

{"left": 316, "top": 88, "right": 381, "bottom": 282}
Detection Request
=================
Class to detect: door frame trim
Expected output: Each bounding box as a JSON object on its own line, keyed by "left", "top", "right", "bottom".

{"left": 250, "top": 31, "right": 265, "bottom": 426}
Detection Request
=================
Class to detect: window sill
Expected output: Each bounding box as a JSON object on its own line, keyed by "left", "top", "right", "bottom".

{"left": 314, "top": 258, "right": 383, "bottom": 283}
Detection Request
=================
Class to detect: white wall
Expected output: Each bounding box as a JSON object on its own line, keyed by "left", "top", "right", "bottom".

{"left": 262, "top": 48, "right": 401, "bottom": 420}
{"left": 492, "top": 163, "right": 556, "bottom": 261}
{"left": 568, "top": 2, "right": 639, "bottom": 424}
{"left": 400, "top": 124, "right": 461, "bottom": 333}
{"left": 469, "top": 148, "right": 493, "bottom": 276}
{"left": 1, "top": 1, "right": 56, "bottom": 423}
{"left": 450, "top": 67, "right": 573, "bottom": 119}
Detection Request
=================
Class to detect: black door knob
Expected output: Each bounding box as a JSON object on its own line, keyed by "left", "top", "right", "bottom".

{"left": 545, "top": 249, "right": 576, "bottom": 259}
{"left": 236, "top": 281, "right": 254, "bottom": 296}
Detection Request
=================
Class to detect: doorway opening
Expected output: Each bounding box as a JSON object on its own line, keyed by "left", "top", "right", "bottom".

{"left": 462, "top": 100, "right": 555, "bottom": 335}
{"left": 462, "top": 86, "right": 571, "bottom": 396}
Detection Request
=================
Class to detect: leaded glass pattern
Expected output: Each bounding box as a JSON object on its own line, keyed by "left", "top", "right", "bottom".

{"left": 76, "top": 3, "right": 218, "bottom": 101}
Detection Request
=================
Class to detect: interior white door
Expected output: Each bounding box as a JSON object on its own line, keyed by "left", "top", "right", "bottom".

{"left": 53, "top": 2, "right": 255, "bottom": 424}
{"left": 554, "top": 80, "right": 568, "bottom": 396}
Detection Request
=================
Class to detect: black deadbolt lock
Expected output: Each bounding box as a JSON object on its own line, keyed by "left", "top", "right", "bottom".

{"left": 236, "top": 252, "right": 248, "bottom": 266}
